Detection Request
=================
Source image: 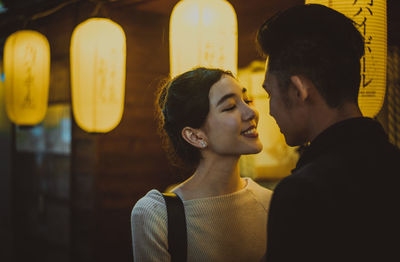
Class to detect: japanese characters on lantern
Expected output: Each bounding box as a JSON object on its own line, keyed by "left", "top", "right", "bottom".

{"left": 70, "top": 18, "right": 126, "bottom": 133}
{"left": 3, "top": 30, "right": 50, "bottom": 125}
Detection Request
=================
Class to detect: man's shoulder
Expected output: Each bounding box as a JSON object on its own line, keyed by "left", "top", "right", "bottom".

{"left": 286, "top": 139, "right": 400, "bottom": 199}
{"left": 297, "top": 138, "right": 399, "bottom": 175}
{"left": 289, "top": 157, "right": 335, "bottom": 183}
{"left": 281, "top": 153, "right": 351, "bottom": 198}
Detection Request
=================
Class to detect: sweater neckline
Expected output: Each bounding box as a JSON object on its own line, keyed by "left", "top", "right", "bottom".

{"left": 179, "top": 177, "right": 253, "bottom": 204}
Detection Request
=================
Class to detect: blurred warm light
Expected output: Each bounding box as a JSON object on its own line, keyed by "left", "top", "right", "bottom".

{"left": 70, "top": 18, "right": 126, "bottom": 133}
{"left": 3, "top": 30, "right": 50, "bottom": 125}
{"left": 238, "top": 61, "right": 299, "bottom": 180}
{"left": 170, "top": 0, "right": 237, "bottom": 77}
{"left": 306, "top": 0, "right": 387, "bottom": 117}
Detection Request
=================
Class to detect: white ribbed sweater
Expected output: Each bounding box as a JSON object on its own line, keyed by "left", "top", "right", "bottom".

{"left": 131, "top": 178, "right": 272, "bottom": 262}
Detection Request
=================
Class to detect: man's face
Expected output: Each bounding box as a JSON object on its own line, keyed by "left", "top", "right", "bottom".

{"left": 262, "top": 61, "right": 308, "bottom": 147}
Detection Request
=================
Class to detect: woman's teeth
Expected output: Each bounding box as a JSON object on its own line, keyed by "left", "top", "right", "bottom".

{"left": 243, "top": 127, "right": 256, "bottom": 135}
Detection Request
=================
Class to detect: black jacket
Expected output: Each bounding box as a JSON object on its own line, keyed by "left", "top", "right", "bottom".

{"left": 266, "top": 117, "right": 400, "bottom": 262}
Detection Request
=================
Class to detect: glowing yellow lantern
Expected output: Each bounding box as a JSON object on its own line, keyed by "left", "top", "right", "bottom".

{"left": 3, "top": 30, "right": 50, "bottom": 125}
{"left": 70, "top": 18, "right": 126, "bottom": 133}
{"left": 306, "top": 0, "right": 387, "bottom": 117}
{"left": 170, "top": 0, "right": 237, "bottom": 77}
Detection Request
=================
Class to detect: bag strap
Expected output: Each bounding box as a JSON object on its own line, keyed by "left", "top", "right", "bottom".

{"left": 162, "top": 192, "right": 187, "bottom": 262}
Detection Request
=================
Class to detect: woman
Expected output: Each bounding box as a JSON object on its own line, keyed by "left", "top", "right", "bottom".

{"left": 131, "top": 67, "right": 272, "bottom": 261}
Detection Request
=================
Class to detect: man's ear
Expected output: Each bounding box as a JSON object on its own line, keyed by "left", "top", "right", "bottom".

{"left": 181, "top": 127, "right": 208, "bottom": 149}
{"left": 290, "top": 75, "right": 312, "bottom": 102}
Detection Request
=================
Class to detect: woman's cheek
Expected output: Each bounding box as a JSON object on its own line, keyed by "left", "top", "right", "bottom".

{"left": 219, "top": 115, "right": 241, "bottom": 133}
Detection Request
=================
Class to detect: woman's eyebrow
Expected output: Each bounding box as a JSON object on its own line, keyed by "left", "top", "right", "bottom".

{"left": 216, "top": 93, "right": 236, "bottom": 106}
{"left": 216, "top": 88, "right": 248, "bottom": 106}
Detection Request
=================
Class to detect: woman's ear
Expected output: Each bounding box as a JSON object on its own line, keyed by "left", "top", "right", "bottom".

{"left": 181, "top": 127, "right": 208, "bottom": 149}
{"left": 290, "top": 75, "right": 312, "bottom": 102}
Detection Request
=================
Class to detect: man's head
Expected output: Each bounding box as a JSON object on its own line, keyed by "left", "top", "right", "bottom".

{"left": 257, "top": 4, "right": 364, "bottom": 145}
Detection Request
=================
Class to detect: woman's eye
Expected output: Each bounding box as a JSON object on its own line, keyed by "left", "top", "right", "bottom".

{"left": 222, "top": 105, "right": 236, "bottom": 112}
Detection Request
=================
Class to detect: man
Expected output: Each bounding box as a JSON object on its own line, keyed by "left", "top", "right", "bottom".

{"left": 257, "top": 4, "right": 400, "bottom": 262}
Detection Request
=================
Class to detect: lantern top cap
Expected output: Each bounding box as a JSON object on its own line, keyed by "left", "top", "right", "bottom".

{"left": 174, "top": 0, "right": 234, "bottom": 7}
{"left": 73, "top": 17, "right": 125, "bottom": 38}
{"left": 8, "top": 29, "right": 48, "bottom": 38}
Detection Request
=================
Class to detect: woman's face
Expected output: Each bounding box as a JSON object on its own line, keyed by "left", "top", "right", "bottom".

{"left": 203, "top": 74, "right": 263, "bottom": 156}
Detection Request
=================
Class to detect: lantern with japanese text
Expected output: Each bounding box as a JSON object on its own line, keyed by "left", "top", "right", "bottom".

{"left": 3, "top": 30, "right": 50, "bottom": 125}
{"left": 170, "top": 0, "right": 237, "bottom": 77}
{"left": 70, "top": 18, "right": 126, "bottom": 133}
{"left": 306, "top": 0, "right": 387, "bottom": 117}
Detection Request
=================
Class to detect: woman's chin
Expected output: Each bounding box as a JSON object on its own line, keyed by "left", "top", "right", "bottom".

{"left": 242, "top": 142, "right": 263, "bottom": 155}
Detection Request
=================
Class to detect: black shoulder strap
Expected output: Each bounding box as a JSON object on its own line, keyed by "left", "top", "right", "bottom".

{"left": 162, "top": 193, "right": 187, "bottom": 262}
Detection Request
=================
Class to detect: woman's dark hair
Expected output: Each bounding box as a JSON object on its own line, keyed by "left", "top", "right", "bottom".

{"left": 156, "top": 67, "right": 234, "bottom": 170}
{"left": 256, "top": 4, "right": 365, "bottom": 108}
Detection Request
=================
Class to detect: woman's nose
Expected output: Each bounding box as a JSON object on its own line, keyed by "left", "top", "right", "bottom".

{"left": 242, "top": 104, "right": 257, "bottom": 121}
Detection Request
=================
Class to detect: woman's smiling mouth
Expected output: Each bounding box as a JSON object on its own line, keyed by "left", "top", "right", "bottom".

{"left": 241, "top": 126, "right": 259, "bottom": 138}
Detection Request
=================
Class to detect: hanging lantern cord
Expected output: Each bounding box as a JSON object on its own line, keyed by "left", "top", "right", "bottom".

{"left": 22, "top": 17, "right": 29, "bottom": 28}
{"left": 31, "top": 0, "right": 80, "bottom": 21}
{"left": 90, "top": 0, "right": 106, "bottom": 17}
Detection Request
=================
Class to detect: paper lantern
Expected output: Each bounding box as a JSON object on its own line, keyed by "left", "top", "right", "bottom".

{"left": 70, "top": 18, "right": 126, "bottom": 133}
{"left": 3, "top": 30, "right": 50, "bottom": 125}
{"left": 306, "top": 0, "right": 387, "bottom": 117}
{"left": 170, "top": 0, "right": 237, "bottom": 77}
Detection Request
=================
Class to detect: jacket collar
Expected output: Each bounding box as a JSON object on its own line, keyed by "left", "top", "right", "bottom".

{"left": 294, "top": 117, "right": 388, "bottom": 171}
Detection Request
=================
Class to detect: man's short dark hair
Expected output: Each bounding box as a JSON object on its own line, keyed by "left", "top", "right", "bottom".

{"left": 257, "top": 4, "right": 365, "bottom": 108}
